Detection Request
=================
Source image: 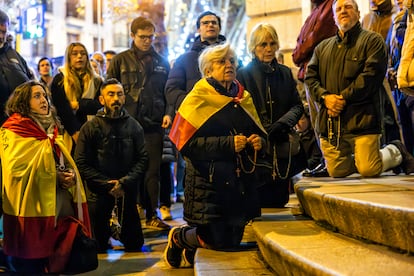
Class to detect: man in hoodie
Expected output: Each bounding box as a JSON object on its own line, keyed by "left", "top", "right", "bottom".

{"left": 75, "top": 78, "right": 148, "bottom": 253}
{"left": 165, "top": 11, "right": 226, "bottom": 111}
{"left": 0, "top": 9, "right": 34, "bottom": 124}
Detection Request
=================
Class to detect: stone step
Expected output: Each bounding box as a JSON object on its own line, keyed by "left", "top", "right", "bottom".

{"left": 253, "top": 219, "right": 414, "bottom": 276}
{"left": 194, "top": 247, "right": 274, "bottom": 276}
{"left": 195, "top": 174, "right": 414, "bottom": 275}
{"left": 295, "top": 174, "right": 414, "bottom": 253}
{"left": 194, "top": 208, "right": 306, "bottom": 275}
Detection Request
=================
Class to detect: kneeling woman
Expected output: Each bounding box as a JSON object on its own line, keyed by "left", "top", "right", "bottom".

{"left": 0, "top": 81, "right": 91, "bottom": 273}
{"left": 166, "top": 43, "right": 266, "bottom": 268}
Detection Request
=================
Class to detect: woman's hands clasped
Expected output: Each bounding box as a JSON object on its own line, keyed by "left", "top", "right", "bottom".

{"left": 234, "top": 134, "right": 262, "bottom": 152}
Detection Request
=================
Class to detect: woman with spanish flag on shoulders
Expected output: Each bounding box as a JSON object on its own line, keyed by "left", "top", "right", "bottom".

{"left": 0, "top": 80, "right": 91, "bottom": 273}
{"left": 164, "top": 43, "right": 266, "bottom": 268}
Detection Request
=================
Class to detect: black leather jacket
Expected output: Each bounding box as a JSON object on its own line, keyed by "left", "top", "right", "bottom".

{"left": 106, "top": 45, "right": 170, "bottom": 131}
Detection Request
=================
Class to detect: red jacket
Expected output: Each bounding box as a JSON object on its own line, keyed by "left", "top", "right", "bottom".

{"left": 292, "top": 0, "right": 337, "bottom": 81}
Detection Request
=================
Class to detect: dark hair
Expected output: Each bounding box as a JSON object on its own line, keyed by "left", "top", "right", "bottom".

{"left": 37, "top": 57, "right": 53, "bottom": 71}
{"left": 101, "top": 78, "right": 122, "bottom": 92}
{"left": 130, "top": 16, "right": 155, "bottom": 34}
{"left": 196, "top": 11, "right": 221, "bottom": 29}
{"left": 103, "top": 50, "right": 117, "bottom": 56}
{"left": 5, "top": 80, "right": 50, "bottom": 116}
{"left": 0, "top": 9, "right": 9, "bottom": 25}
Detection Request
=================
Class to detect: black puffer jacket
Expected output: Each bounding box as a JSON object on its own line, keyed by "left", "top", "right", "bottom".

{"left": 165, "top": 35, "right": 226, "bottom": 111}
{"left": 179, "top": 79, "right": 265, "bottom": 227}
{"left": 74, "top": 108, "right": 148, "bottom": 194}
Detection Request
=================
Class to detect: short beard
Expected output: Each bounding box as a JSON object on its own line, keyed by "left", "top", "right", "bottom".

{"left": 106, "top": 106, "right": 122, "bottom": 118}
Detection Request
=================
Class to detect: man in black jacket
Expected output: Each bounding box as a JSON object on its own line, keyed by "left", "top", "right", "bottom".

{"left": 165, "top": 11, "right": 226, "bottom": 111}
{"left": 106, "top": 16, "right": 172, "bottom": 230}
{"left": 0, "top": 9, "right": 33, "bottom": 124}
{"left": 305, "top": 0, "right": 414, "bottom": 177}
{"left": 75, "top": 79, "right": 148, "bottom": 253}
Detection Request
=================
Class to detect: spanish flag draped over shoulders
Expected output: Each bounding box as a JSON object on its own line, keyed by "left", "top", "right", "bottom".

{"left": 0, "top": 113, "right": 90, "bottom": 259}
{"left": 169, "top": 78, "right": 266, "bottom": 150}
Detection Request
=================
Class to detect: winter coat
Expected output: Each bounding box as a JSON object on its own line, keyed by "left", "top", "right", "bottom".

{"left": 387, "top": 9, "right": 408, "bottom": 89}
{"left": 292, "top": 0, "right": 337, "bottom": 81}
{"left": 165, "top": 35, "right": 226, "bottom": 111}
{"left": 162, "top": 130, "right": 177, "bottom": 163}
{"left": 362, "top": 0, "right": 395, "bottom": 40}
{"left": 305, "top": 23, "right": 387, "bottom": 138}
{"left": 51, "top": 72, "right": 103, "bottom": 135}
{"left": 397, "top": 7, "right": 414, "bottom": 90}
{"left": 74, "top": 108, "right": 148, "bottom": 195}
{"left": 237, "top": 58, "right": 306, "bottom": 179}
{"left": 169, "top": 78, "right": 266, "bottom": 226}
{"left": 0, "top": 43, "right": 33, "bottom": 123}
{"left": 106, "top": 45, "right": 170, "bottom": 131}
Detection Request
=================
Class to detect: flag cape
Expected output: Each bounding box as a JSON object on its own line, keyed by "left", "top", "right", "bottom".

{"left": 169, "top": 78, "right": 266, "bottom": 150}
{"left": 0, "top": 113, "right": 90, "bottom": 260}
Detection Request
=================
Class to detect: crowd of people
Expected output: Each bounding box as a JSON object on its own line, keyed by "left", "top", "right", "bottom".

{"left": 0, "top": 0, "right": 414, "bottom": 272}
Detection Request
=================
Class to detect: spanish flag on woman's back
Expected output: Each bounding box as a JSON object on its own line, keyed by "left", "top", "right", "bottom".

{"left": 0, "top": 113, "right": 90, "bottom": 259}
{"left": 169, "top": 78, "right": 265, "bottom": 150}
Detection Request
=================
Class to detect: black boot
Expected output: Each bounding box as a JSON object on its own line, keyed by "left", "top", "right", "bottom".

{"left": 390, "top": 140, "right": 414, "bottom": 175}
{"left": 302, "top": 163, "right": 329, "bottom": 177}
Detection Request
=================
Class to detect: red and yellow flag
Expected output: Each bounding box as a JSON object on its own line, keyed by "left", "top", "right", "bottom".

{"left": 0, "top": 113, "right": 90, "bottom": 259}
{"left": 169, "top": 78, "right": 265, "bottom": 150}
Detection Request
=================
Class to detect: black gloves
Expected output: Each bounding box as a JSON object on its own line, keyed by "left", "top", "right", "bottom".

{"left": 267, "top": 122, "right": 289, "bottom": 142}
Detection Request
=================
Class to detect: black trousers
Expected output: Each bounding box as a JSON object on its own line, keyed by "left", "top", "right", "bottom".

{"left": 178, "top": 222, "right": 245, "bottom": 251}
{"left": 93, "top": 192, "right": 144, "bottom": 251}
{"left": 141, "top": 131, "right": 163, "bottom": 220}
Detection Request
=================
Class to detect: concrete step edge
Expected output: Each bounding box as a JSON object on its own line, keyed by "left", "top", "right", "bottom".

{"left": 295, "top": 179, "right": 414, "bottom": 252}
{"left": 253, "top": 219, "right": 414, "bottom": 276}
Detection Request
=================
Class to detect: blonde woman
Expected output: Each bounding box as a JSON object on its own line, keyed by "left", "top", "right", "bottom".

{"left": 51, "top": 42, "right": 103, "bottom": 143}
{"left": 237, "top": 23, "right": 306, "bottom": 207}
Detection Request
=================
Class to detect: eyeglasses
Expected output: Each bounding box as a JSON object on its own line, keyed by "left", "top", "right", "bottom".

{"left": 201, "top": 20, "right": 218, "bottom": 26}
{"left": 136, "top": 34, "right": 155, "bottom": 41}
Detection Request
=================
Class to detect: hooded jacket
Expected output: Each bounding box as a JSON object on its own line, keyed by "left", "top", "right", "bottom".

{"left": 165, "top": 34, "right": 226, "bottom": 111}
{"left": 0, "top": 43, "right": 33, "bottom": 123}
{"left": 169, "top": 78, "right": 265, "bottom": 225}
{"left": 75, "top": 108, "right": 148, "bottom": 195}
{"left": 362, "top": 0, "right": 395, "bottom": 40}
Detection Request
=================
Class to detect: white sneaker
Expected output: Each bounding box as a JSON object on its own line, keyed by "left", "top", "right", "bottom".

{"left": 160, "top": 206, "right": 172, "bottom": 221}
